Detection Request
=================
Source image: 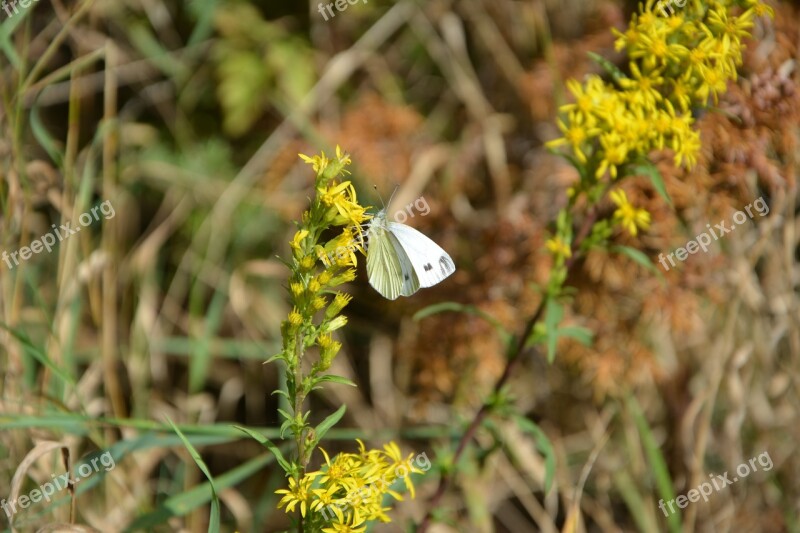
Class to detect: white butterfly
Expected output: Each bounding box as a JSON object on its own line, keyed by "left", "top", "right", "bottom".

{"left": 365, "top": 209, "right": 456, "bottom": 300}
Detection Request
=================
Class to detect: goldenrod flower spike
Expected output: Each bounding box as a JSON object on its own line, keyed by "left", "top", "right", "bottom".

{"left": 271, "top": 148, "right": 422, "bottom": 531}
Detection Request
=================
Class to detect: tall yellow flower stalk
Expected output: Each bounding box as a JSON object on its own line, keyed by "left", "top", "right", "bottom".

{"left": 257, "top": 147, "right": 422, "bottom": 532}
{"left": 419, "top": 1, "right": 772, "bottom": 529}
{"left": 544, "top": 0, "right": 772, "bottom": 274}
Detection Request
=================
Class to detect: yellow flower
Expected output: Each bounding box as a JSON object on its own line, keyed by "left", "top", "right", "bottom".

{"left": 326, "top": 226, "right": 364, "bottom": 267}
{"left": 299, "top": 255, "right": 316, "bottom": 271}
{"left": 561, "top": 77, "right": 603, "bottom": 119}
{"left": 312, "top": 295, "right": 327, "bottom": 312}
{"left": 329, "top": 268, "right": 356, "bottom": 286}
{"left": 746, "top": 0, "right": 774, "bottom": 18}
{"left": 546, "top": 112, "right": 599, "bottom": 164}
{"left": 290, "top": 282, "right": 304, "bottom": 298}
{"left": 275, "top": 474, "right": 316, "bottom": 517}
{"left": 318, "top": 447, "right": 355, "bottom": 491}
{"left": 652, "top": 100, "right": 675, "bottom": 150}
{"left": 596, "top": 132, "right": 630, "bottom": 179}
{"left": 670, "top": 124, "right": 701, "bottom": 168}
{"left": 308, "top": 279, "right": 321, "bottom": 293}
{"left": 325, "top": 292, "right": 353, "bottom": 319}
{"left": 288, "top": 308, "right": 303, "bottom": 327}
{"left": 631, "top": 29, "right": 688, "bottom": 70}
{"left": 380, "top": 441, "right": 422, "bottom": 498}
{"left": 322, "top": 515, "right": 367, "bottom": 533}
{"left": 669, "top": 74, "right": 694, "bottom": 112}
{"left": 299, "top": 151, "right": 330, "bottom": 174}
{"left": 620, "top": 63, "right": 663, "bottom": 110}
{"left": 612, "top": 18, "right": 645, "bottom": 52}
{"left": 311, "top": 485, "right": 345, "bottom": 523}
{"left": 320, "top": 180, "right": 370, "bottom": 228}
{"left": 707, "top": 6, "right": 754, "bottom": 42}
{"left": 546, "top": 236, "right": 572, "bottom": 259}
{"left": 610, "top": 189, "right": 651, "bottom": 236}
{"left": 290, "top": 229, "right": 309, "bottom": 254}
{"left": 694, "top": 61, "right": 730, "bottom": 104}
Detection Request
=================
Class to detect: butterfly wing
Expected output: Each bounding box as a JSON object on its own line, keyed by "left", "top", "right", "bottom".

{"left": 386, "top": 232, "right": 421, "bottom": 297}
{"left": 366, "top": 225, "right": 407, "bottom": 300}
{"left": 387, "top": 222, "right": 455, "bottom": 288}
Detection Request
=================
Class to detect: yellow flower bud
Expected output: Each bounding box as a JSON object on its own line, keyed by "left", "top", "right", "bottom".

{"left": 325, "top": 293, "right": 352, "bottom": 319}
{"left": 288, "top": 309, "right": 303, "bottom": 327}
{"left": 300, "top": 255, "right": 316, "bottom": 271}
{"left": 290, "top": 282, "right": 304, "bottom": 298}
{"left": 311, "top": 295, "right": 327, "bottom": 312}
{"left": 308, "top": 279, "right": 321, "bottom": 293}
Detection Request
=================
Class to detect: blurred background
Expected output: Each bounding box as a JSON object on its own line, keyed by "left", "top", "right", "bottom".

{"left": 0, "top": 0, "right": 798, "bottom": 531}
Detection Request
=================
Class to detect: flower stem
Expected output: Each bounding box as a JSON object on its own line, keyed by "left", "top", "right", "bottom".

{"left": 416, "top": 208, "right": 599, "bottom": 532}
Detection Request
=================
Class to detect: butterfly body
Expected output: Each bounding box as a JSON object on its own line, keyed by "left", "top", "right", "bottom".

{"left": 365, "top": 209, "right": 455, "bottom": 300}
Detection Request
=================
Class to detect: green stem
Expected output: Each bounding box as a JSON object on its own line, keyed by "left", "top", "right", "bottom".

{"left": 292, "top": 330, "right": 306, "bottom": 533}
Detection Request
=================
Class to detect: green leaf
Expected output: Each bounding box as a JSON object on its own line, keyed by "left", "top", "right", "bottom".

{"left": 186, "top": 0, "right": 218, "bottom": 46}
{"left": 125, "top": 451, "right": 276, "bottom": 531}
{"left": 631, "top": 162, "right": 672, "bottom": 208}
{"left": 514, "top": 415, "right": 556, "bottom": 493}
{"left": 0, "top": 323, "right": 76, "bottom": 388}
{"left": 587, "top": 51, "right": 627, "bottom": 84}
{"left": 543, "top": 299, "right": 564, "bottom": 363}
{"left": 313, "top": 405, "right": 347, "bottom": 447}
{"left": 545, "top": 147, "right": 589, "bottom": 182}
{"left": 0, "top": 3, "right": 29, "bottom": 68}
{"left": 31, "top": 97, "right": 64, "bottom": 166}
{"left": 189, "top": 289, "right": 226, "bottom": 393}
{"left": 557, "top": 326, "right": 593, "bottom": 346}
{"left": 314, "top": 374, "right": 356, "bottom": 388}
{"left": 214, "top": 48, "right": 270, "bottom": 136}
{"left": 165, "top": 418, "right": 221, "bottom": 532}
{"left": 612, "top": 245, "right": 664, "bottom": 281}
{"left": 234, "top": 426, "right": 292, "bottom": 473}
{"left": 614, "top": 469, "right": 661, "bottom": 533}
{"left": 414, "top": 302, "right": 511, "bottom": 345}
{"left": 626, "top": 395, "right": 682, "bottom": 533}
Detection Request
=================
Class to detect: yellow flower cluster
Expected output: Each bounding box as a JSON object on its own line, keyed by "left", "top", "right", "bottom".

{"left": 276, "top": 441, "right": 423, "bottom": 532}
{"left": 610, "top": 189, "right": 651, "bottom": 236}
{"left": 283, "top": 147, "right": 369, "bottom": 371}
{"left": 547, "top": 0, "right": 772, "bottom": 178}
{"left": 545, "top": 235, "right": 572, "bottom": 259}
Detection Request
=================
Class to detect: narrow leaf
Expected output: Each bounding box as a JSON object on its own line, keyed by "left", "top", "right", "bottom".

{"left": 626, "top": 395, "right": 682, "bottom": 533}
{"left": 514, "top": 415, "right": 556, "bottom": 493}
{"left": 544, "top": 299, "right": 564, "bottom": 363}
{"left": 314, "top": 405, "right": 347, "bottom": 445}
{"left": 612, "top": 245, "right": 664, "bottom": 280}
{"left": 165, "top": 417, "right": 221, "bottom": 532}
{"left": 631, "top": 162, "right": 672, "bottom": 207}
{"left": 587, "top": 51, "right": 627, "bottom": 84}
{"left": 557, "top": 326, "right": 593, "bottom": 346}
{"left": 234, "top": 426, "right": 292, "bottom": 472}
{"left": 314, "top": 374, "right": 356, "bottom": 387}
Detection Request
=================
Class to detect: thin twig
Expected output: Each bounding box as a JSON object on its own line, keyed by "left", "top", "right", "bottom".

{"left": 417, "top": 207, "right": 599, "bottom": 532}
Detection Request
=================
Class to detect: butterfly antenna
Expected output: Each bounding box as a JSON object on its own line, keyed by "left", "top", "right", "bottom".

{"left": 373, "top": 184, "right": 386, "bottom": 211}
{"left": 386, "top": 184, "right": 399, "bottom": 210}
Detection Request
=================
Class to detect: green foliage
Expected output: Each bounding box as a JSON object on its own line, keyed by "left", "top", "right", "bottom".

{"left": 213, "top": 4, "right": 315, "bottom": 136}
